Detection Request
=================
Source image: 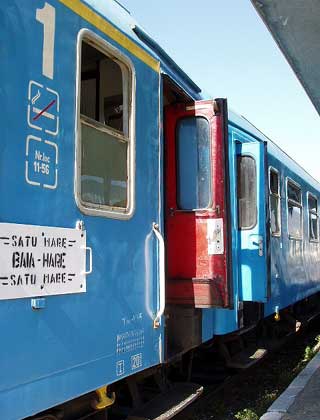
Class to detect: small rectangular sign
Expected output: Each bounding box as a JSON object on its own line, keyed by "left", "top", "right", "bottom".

{"left": 28, "top": 81, "right": 60, "bottom": 136}
{"left": 207, "top": 218, "right": 224, "bottom": 255}
{"left": 0, "top": 223, "right": 87, "bottom": 300}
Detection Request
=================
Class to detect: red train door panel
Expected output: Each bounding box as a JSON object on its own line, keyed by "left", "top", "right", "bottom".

{"left": 165, "top": 99, "right": 231, "bottom": 308}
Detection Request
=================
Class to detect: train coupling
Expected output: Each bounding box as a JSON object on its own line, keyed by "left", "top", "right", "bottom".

{"left": 92, "top": 385, "right": 116, "bottom": 410}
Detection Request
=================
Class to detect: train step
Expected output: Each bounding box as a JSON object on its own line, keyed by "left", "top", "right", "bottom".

{"left": 219, "top": 335, "right": 268, "bottom": 369}
{"left": 127, "top": 382, "right": 203, "bottom": 420}
{"left": 225, "top": 346, "right": 267, "bottom": 369}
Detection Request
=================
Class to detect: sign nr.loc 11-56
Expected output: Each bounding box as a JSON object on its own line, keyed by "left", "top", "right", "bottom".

{"left": 0, "top": 223, "right": 88, "bottom": 300}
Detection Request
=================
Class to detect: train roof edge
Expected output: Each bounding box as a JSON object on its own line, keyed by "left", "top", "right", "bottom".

{"left": 86, "top": 0, "right": 319, "bottom": 189}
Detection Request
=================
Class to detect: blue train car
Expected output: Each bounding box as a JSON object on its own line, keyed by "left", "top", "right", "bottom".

{"left": 1, "top": 1, "right": 163, "bottom": 419}
{"left": 1, "top": 1, "right": 320, "bottom": 419}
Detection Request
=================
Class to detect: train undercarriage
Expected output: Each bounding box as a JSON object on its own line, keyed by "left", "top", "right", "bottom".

{"left": 27, "top": 292, "right": 320, "bottom": 420}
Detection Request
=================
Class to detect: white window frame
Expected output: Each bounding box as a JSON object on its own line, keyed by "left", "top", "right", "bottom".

{"left": 307, "top": 192, "right": 319, "bottom": 243}
{"left": 237, "top": 153, "right": 258, "bottom": 230}
{"left": 75, "top": 29, "right": 136, "bottom": 220}
{"left": 286, "top": 177, "right": 303, "bottom": 240}
{"left": 269, "top": 166, "right": 281, "bottom": 237}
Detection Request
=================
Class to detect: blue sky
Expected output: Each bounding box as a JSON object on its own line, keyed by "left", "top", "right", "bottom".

{"left": 120, "top": 0, "right": 320, "bottom": 181}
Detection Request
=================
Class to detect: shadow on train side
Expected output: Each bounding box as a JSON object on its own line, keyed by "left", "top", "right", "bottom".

{"left": 0, "top": 1, "right": 320, "bottom": 420}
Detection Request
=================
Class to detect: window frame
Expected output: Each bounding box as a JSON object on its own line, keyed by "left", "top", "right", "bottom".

{"left": 75, "top": 29, "right": 136, "bottom": 220}
{"left": 237, "top": 153, "right": 258, "bottom": 230}
{"left": 307, "top": 191, "right": 319, "bottom": 243}
{"left": 286, "top": 177, "right": 303, "bottom": 240}
{"left": 268, "top": 166, "right": 281, "bottom": 237}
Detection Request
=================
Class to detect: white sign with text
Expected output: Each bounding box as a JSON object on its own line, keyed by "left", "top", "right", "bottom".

{"left": 0, "top": 223, "right": 87, "bottom": 300}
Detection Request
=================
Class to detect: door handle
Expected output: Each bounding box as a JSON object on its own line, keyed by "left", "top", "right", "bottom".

{"left": 152, "top": 223, "right": 165, "bottom": 329}
{"left": 258, "top": 238, "right": 263, "bottom": 256}
{"left": 252, "top": 237, "right": 264, "bottom": 256}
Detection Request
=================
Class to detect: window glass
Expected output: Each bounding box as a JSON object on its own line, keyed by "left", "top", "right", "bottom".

{"left": 287, "top": 182, "right": 301, "bottom": 204}
{"left": 81, "top": 124, "right": 127, "bottom": 207}
{"left": 287, "top": 180, "right": 302, "bottom": 238}
{"left": 308, "top": 195, "right": 317, "bottom": 213}
{"left": 270, "top": 194, "right": 280, "bottom": 235}
{"left": 308, "top": 194, "right": 318, "bottom": 241}
{"left": 237, "top": 156, "right": 257, "bottom": 229}
{"left": 176, "top": 117, "right": 211, "bottom": 210}
{"left": 309, "top": 214, "right": 318, "bottom": 241}
{"left": 288, "top": 204, "right": 302, "bottom": 238}
{"left": 269, "top": 169, "right": 281, "bottom": 235}
{"left": 81, "top": 42, "right": 125, "bottom": 134}
{"left": 270, "top": 170, "right": 279, "bottom": 195}
{"left": 79, "top": 40, "right": 130, "bottom": 211}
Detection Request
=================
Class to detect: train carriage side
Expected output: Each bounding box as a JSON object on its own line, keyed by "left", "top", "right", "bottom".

{"left": 0, "top": 1, "right": 165, "bottom": 419}
{"left": 227, "top": 113, "right": 320, "bottom": 327}
{"left": 2, "top": 1, "right": 320, "bottom": 418}
{"left": 137, "top": 38, "right": 320, "bottom": 363}
{"left": 265, "top": 140, "right": 320, "bottom": 316}
{"left": 195, "top": 112, "right": 320, "bottom": 346}
{"left": 161, "top": 93, "right": 320, "bottom": 355}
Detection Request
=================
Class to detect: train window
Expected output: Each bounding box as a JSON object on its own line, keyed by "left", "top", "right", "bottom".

{"left": 237, "top": 155, "right": 257, "bottom": 229}
{"left": 176, "top": 117, "right": 211, "bottom": 210}
{"left": 287, "top": 179, "right": 302, "bottom": 239}
{"left": 77, "top": 36, "right": 133, "bottom": 218}
{"left": 308, "top": 193, "right": 318, "bottom": 241}
{"left": 269, "top": 168, "right": 281, "bottom": 236}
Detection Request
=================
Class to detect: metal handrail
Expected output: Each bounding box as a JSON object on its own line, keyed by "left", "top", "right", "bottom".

{"left": 152, "top": 223, "right": 165, "bottom": 329}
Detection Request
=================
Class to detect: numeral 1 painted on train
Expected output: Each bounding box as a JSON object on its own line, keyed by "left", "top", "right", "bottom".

{"left": 36, "top": 3, "right": 56, "bottom": 79}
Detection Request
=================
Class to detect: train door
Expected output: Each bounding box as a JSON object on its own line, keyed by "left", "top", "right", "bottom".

{"left": 236, "top": 141, "right": 269, "bottom": 303}
{"left": 164, "top": 99, "right": 231, "bottom": 309}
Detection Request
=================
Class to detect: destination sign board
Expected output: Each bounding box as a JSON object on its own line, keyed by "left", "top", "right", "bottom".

{"left": 0, "top": 223, "right": 87, "bottom": 300}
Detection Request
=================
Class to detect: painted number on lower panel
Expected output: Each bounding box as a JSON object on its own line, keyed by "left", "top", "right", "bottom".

{"left": 116, "top": 360, "right": 125, "bottom": 376}
{"left": 131, "top": 353, "right": 143, "bottom": 370}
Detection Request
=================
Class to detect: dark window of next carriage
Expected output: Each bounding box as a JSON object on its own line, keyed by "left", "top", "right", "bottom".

{"left": 269, "top": 168, "right": 281, "bottom": 236}
{"left": 237, "top": 155, "right": 257, "bottom": 229}
{"left": 287, "top": 180, "right": 302, "bottom": 239}
{"left": 79, "top": 40, "right": 131, "bottom": 214}
{"left": 176, "top": 117, "right": 211, "bottom": 210}
{"left": 308, "top": 194, "right": 318, "bottom": 241}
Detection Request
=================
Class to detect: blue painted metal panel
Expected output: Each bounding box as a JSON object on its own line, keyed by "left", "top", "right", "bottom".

{"left": 0, "top": 2, "right": 162, "bottom": 419}
{"left": 236, "top": 141, "right": 268, "bottom": 302}
{"left": 228, "top": 119, "right": 320, "bottom": 317}
{"left": 202, "top": 114, "right": 320, "bottom": 340}
{"left": 264, "top": 148, "right": 320, "bottom": 317}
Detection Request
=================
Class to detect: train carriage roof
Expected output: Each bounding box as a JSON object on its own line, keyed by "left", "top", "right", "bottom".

{"left": 88, "top": 0, "right": 320, "bottom": 119}
{"left": 228, "top": 109, "right": 320, "bottom": 191}
{"left": 83, "top": 0, "right": 202, "bottom": 98}
{"left": 86, "top": 0, "right": 320, "bottom": 190}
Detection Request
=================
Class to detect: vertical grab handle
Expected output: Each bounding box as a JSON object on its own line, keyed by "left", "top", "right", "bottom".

{"left": 84, "top": 246, "right": 93, "bottom": 275}
{"left": 258, "top": 237, "right": 264, "bottom": 257}
{"left": 152, "top": 223, "right": 165, "bottom": 329}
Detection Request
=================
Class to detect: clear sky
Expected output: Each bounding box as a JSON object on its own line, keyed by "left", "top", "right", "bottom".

{"left": 120, "top": 0, "right": 320, "bottom": 181}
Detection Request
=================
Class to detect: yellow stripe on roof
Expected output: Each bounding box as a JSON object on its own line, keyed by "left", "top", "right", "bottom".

{"left": 58, "top": 0, "right": 160, "bottom": 72}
